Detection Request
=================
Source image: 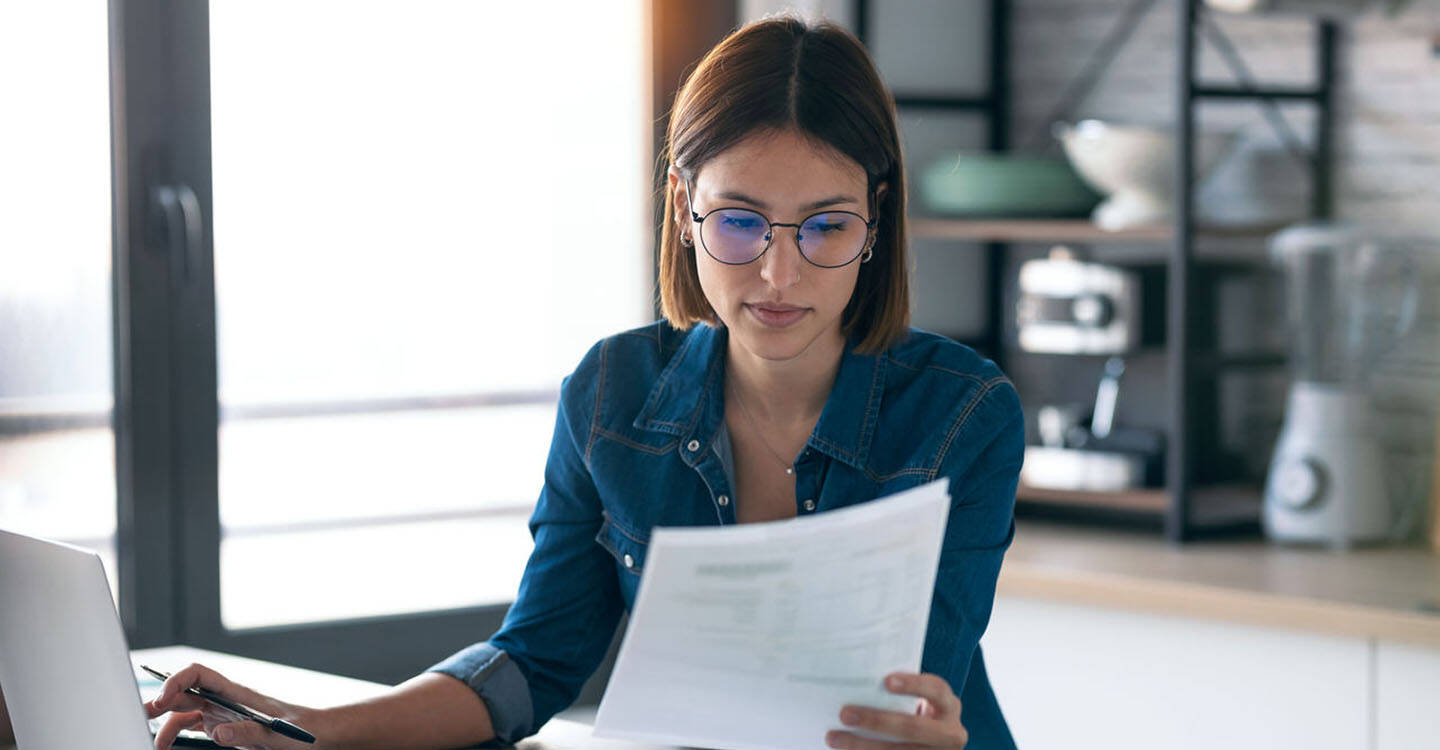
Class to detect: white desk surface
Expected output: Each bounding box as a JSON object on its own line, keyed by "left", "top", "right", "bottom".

{"left": 130, "top": 646, "right": 671, "bottom": 749}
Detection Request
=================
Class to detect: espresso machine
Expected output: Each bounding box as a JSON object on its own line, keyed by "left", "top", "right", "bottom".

{"left": 1016, "top": 247, "right": 1165, "bottom": 492}
{"left": 1264, "top": 224, "right": 1418, "bottom": 546}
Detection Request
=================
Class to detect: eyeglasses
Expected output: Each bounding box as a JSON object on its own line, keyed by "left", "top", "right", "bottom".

{"left": 683, "top": 176, "right": 876, "bottom": 268}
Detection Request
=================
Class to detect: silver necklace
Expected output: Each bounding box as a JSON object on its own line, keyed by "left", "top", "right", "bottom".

{"left": 729, "top": 384, "right": 796, "bottom": 476}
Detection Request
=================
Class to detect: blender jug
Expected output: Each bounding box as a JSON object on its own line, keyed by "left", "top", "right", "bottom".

{"left": 1264, "top": 223, "right": 1418, "bottom": 546}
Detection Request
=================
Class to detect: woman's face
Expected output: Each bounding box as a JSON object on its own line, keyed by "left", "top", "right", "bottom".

{"left": 670, "top": 128, "right": 874, "bottom": 367}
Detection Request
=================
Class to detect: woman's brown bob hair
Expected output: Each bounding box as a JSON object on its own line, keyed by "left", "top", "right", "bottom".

{"left": 658, "top": 15, "right": 909, "bottom": 354}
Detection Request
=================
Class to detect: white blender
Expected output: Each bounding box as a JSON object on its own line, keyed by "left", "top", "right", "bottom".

{"left": 1264, "top": 224, "right": 1417, "bottom": 546}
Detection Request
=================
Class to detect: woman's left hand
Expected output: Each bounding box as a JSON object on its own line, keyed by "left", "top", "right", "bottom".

{"left": 826, "top": 672, "right": 968, "bottom": 749}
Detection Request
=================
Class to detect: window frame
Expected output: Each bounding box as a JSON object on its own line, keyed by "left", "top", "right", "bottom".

{"left": 104, "top": 0, "right": 727, "bottom": 701}
{"left": 110, "top": 0, "right": 546, "bottom": 686}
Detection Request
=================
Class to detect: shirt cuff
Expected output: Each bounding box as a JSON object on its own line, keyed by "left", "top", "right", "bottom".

{"left": 425, "top": 642, "right": 535, "bottom": 746}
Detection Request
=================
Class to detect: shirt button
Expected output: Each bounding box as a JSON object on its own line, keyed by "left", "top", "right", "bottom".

{"left": 686, "top": 439, "right": 700, "bottom": 452}
{"left": 802, "top": 499, "right": 816, "bottom": 512}
{"left": 623, "top": 554, "right": 635, "bottom": 569}
{"left": 717, "top": 495, "right": 730, "bottom": 507}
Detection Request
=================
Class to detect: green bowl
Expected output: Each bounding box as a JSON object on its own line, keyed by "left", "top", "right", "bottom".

{"left": 918, "top": 152, "right": 1101, "bottom": 218}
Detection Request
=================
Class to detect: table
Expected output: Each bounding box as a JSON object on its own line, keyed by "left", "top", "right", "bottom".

{"left": 129, "top": 646, "right": 671, "bottom": 750}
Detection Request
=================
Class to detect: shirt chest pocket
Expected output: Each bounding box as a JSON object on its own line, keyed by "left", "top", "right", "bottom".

{"left": 595, "top": 514, "right": 649, "bottom": 577}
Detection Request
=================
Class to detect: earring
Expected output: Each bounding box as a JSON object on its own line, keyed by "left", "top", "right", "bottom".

{"left": 860, "top": 248, "right": 874, "bottom": 263}
{"left": 680, "top": 233, "right": 694, "bottom": 248}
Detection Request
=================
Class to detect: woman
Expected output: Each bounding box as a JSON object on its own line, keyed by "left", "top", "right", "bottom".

{"left": 149, "top": 15, "right": 1023, "bottom": 750}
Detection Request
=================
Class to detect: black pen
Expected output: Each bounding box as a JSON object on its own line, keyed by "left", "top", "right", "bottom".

{"left": 141, "top": 664, "right": 316, "bottom": 744}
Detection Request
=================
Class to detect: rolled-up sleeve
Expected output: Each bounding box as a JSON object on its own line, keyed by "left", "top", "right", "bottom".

{"left": 425, "top": 643, "right": 532, "bottom": 746}
{"left": 424, "top": 343, "right": 625, "bottom": 744}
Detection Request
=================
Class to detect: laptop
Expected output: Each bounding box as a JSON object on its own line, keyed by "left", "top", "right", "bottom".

{"left": 0, "top": 527, "right": 217, "bottom": 749}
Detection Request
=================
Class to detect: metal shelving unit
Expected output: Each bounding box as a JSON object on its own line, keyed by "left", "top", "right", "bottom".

{"left": 854, "top": 0, "right": 1011, "bottom": 368}
{"left": 1169, "top": 0, "right": 1337, "bottom": 541}
{"left": 909, "top": 217, "right": 1290, "bottom": 243}
{"left": 857, "top": 0, "right": 1338, "bottom": 542}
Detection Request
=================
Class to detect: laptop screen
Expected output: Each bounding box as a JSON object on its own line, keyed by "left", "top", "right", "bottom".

{"left": 0, "top": 528, "right": 154, "bottom": 750}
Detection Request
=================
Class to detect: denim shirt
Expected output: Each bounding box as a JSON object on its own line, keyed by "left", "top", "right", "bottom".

{"left": 427, "top": 321, "right": 1024, "bottom": 749}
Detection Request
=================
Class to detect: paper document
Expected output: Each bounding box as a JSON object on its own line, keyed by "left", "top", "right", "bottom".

{"left": 593, "top": 478, "right": 951, "bottom": 750}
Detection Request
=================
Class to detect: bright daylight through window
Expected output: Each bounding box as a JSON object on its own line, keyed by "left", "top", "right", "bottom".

{"left": 0, "top": 1, "right": 651, "bottom": 631}
{"left": 210, "top": 1, "right": 650, "bottom": 628}
{"left": 0, "top": 4, "right": 116, "bottom": 598}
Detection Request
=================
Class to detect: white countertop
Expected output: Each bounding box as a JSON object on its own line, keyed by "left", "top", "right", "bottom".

{"left": 998, "top": 520, "right": 1440, "bottom": 647}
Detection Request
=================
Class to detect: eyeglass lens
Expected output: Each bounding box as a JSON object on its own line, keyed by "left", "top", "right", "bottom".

{"left": 701, "top": 208, "right": 868, "bottom": 268}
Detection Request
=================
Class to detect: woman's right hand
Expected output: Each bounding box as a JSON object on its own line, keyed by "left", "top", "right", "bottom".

{"left": 145, "top": 663, "right": 324, "bottom": 750}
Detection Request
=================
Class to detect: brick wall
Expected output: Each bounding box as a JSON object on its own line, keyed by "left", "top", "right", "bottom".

{"left": 1013, "top": 0, "right": 1440, "bottom": 231}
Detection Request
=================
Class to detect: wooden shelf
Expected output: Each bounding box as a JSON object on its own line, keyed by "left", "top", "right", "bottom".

{"left": 910, "top": 217, "right": 1286, "bottom": 244}
{"left": 1016, "top": 483, "right": 1169, "bottom": 512}
{"left": 913, "top": 218, "right": 1167, "bottom": 243}
{"left": 1016, "top": 482, "right": 1264, "bottom": 524}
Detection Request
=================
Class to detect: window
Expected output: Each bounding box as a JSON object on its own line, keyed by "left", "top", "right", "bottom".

{"left": 208, "top": 1, "right": 651, "bottom": 629}
{"left": 4, "top": 0, "right": 653, "bottom": 679}
{"left": 0, "top": 3, "right": 117, "bottom": 598}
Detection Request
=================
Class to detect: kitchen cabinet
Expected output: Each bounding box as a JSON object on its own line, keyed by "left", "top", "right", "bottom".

{"left": 984, "top": 595, "right": 1370, "bottom": 750}
{"left": 1376, "top": 640, "right": 1440, "bottom": 749}
{"left": 984, "top": 520, "right": 1440, "bottom": 748}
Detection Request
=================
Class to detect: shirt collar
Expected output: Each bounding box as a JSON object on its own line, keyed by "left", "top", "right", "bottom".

{"left": 634, "top": 324, "right": 885, "bottom": 472}
{"left": 633, "top": 323, "right": 727, "bottom": 438}
{"left": 808, "top": 338, "right": 885, "bottom": 471}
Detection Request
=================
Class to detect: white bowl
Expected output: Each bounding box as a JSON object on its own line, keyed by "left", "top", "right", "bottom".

{"left": 1205, "top": 0, "right": 1380, "bottom": 20}
{"left": 1056, "top": 120, "right": 1237, "bottom": 231}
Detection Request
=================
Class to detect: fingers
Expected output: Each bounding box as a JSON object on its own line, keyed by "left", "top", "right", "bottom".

{"left": 146, "top": 692, "right": 206, "bottom": 718}
{"left": 203, "top": 717, "right": 287, "bottom": 749}
{"left": 150, "top": 662, "right": 273, "bottom": 716}
{"left": 831, "top": 674, "right": 968, "bottom": 750}
{"left": 152, "top": 710, "right": 203, "bottom": 750}
{"left": 825, "top": 729, "right": 928, "bottom": 750}
{"left": 836, "top": 705, "right": 962, "bottom": 748}
{"left": 207, "top": 718, "right": 256, "bottom": 748}
{"left": 150, "top": 662, "right": 222, "bottom": 713}
{"left": 884, "top": 673, "right": 962, "bottom": 720}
